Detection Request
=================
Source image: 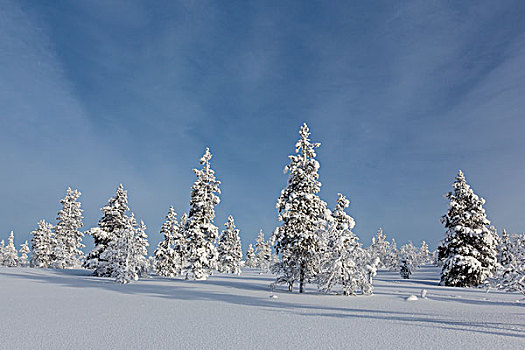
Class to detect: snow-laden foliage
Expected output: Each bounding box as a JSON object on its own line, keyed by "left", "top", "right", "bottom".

{"left": 490, "top": 232, "right": 525, "bottom": 295}
{"left": 2, "top": 232, "right": 18, "bottom": 267}
{"left": 272, "top": 123, "right": 329, "bottom": 293}
{"left": 497, "top": 230, "right": 516, "bottom": 268}
{"left": 134, "top": 218, "right": 149, "bottom": 278}
{"left": 0, "top": 240, "right": 4, "bottom": 265}
{"left": 145, "top": 256, "right": 156, "bottom": 275}
{"left": 30, "top": 220, "right": 55, "bottom": 268}
{"left": 18, "top": 241, "right": 30, "bottom": 267}
{"left": 437, "top": 170, "right": 498, "bottom": 287}
{"left": 245, "top": 244, "right": 257, "bottom": 268}
{"left": 84, "top": 184, "right": 130, "bottom": 276}
{"left": 317, "top": 194, "right": 372, "bottom": 295}
{"left": 185, "top": 148, "right": 221, "bottom": 280}
{"left": 254, "top": 230, "right": 272, "bottom": 273}
{"left": 369, "top": 228, "right": 390, "bottom": 268}
{"left": 364, "top": 257, "right": 381, "bottom": 295}
{"left": 383, "top": 238, "right": 399, "bottom": 271}
{"left": 398, "top": 242, "right": 419, "bottom": 278}
{"left": 100, "top": 216, "right": 145, "bottom": 284}
{"left": 53, "top": 188, "right": 84, "bottom": 269}
{"left": 175, "top": 214, "right": 188, "bottom": 275}
{"left": 154, "top": 206, "right": 180, "bottom": 277}
{"left": 418, "top": 241, "right": 431, "bottom": 266}
{"left": 217, "top": 215, "right": 242, "bottom": 275}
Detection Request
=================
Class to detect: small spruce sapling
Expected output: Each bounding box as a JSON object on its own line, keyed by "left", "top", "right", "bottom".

{"left": 53, "top": 188, "right": 84, "bottom": 269}
{"left": 19, "top": 241, "right": 30, "bottom": 267}
{"left": 30, "top": 220, "right": 55, "bottom": 268}
{"left": 154, "top": 206, "right": 179, "bottom": 277}
{"left": 84, "top": 184, "right": 131, "bottom": 276}
{"left": 217, "top": 215, "right": 242, "bottom": 275}
{"left": 2, "top": 231, "right": 19, "bottom": 267}
{"left": 245, "top": 244, "right": 257, "bottom": 268}
{"left": 254, "top": 230, "right": 272, "bottom": 273}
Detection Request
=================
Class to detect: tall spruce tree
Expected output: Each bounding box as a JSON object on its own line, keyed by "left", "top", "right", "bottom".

{"left": 437, "top": 170, "right": 498, "bottom": 287}
{"left": 155, "top": 206, "right": 179, "bottom": 277}
{"left": 53, "top": 188, "right": 84, "bottom": 269}
{"left": 185, "top": 148, "right": 221, "bottom": 280}
{"left": 30, "top": 220, "right": 55, "bottom": 268}
{"left": 272, "top": 123, "right": 329, "bottom": 293}
{"left": 217, "top": 215, "right": 242, "bottom": 275}
{"left": 84, "top": 184, "right": 131, "bottom": 276}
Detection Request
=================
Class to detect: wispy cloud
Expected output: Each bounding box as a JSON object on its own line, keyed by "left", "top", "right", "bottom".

{"left": 1, "top": 0, "right": 524, "bottom": 250}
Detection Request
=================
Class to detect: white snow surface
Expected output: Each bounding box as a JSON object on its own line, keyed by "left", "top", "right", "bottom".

{"left": 0, "top": 266, "right": 523, "bottom": 349}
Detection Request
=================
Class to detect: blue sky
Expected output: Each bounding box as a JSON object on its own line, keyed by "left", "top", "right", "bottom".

{"left": 1, "top": 0, "right": 525, "bottom": 253}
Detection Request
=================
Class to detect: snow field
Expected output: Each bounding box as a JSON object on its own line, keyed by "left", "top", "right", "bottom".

{"left": 1, "top": 266, "right": 523, "bottom": 349}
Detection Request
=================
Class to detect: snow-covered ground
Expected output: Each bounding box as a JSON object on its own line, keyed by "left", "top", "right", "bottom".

{"left": 0, "top": 266, "right": 523, "bottom": 349}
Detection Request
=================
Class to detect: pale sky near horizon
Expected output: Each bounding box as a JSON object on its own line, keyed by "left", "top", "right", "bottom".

{"left": 1, "top": 0, "right": 525, "bottom": 253}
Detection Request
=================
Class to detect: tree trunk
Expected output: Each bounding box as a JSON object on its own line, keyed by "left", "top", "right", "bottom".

{"left": 299, "top": 263, "right": 305, "bottom": 293}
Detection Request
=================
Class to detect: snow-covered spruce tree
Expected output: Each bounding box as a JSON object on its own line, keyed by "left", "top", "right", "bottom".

{"left": 30, "top": 220, "right": 55, "bottom": 268}
{"left": 369, "top": 228, "right": 389, "bottom": 268}
{"left": 134, "top": 219, "right": 149, "bottom": 277}
{"left": 254, "top": 230, "right": 272, "bottom": 273}
{"left": 497, "top": 230, "right": 516, "bottom": 268}
{"left": 383, "top": 238, "right": 399, "bottom": 271}
{"left": 0, "top": 240, "right": 4, "bottom": 266}
{"left": 272, "top": 123, "right": 329, "bottom": 293}
{"left": 19, "top": 241, "right": 30, "bottom": 267}
{"left": 84, "top": 184, "right": 130, "bottom": 276}
{"left": 491, "top": 232, "right": 524, "bottom": 295}
{"left": 185, "top": 148, "right": 221, "bottom": 280}
{"left": 437, "top": 170, "right": 498, "bottom": 287}
{"left": 318, "top": 194, "right": 371, "bottom": 295}
{"left": 418, "top": 241, "right": 430, "bottom": 266}
{"left": 53, "top": 187, "right": 84, "bottom": 269}
{"left": 175, "top": 213, "right": 188, "bottom": 275}
{"left": 100, "top": 216, "right": 142, "bottom": 284}
{"left": 398, "top": 242, "right": 419, "bottom": 277}
{"left": 154, "top": 206, "right": 179, "bottom": 277}
{"left": 245, "top": 244, "right": 257, "bottom": 268}
{"left": 217, "top": 215, "right": 242, "bottom": 275}
{"left": 2, "top": 231, "right": 19, "bottom": 267}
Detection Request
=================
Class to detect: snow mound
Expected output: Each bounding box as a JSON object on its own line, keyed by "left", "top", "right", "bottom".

{"left": 406, "top": 295, "right": 418, "bottom": 301}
